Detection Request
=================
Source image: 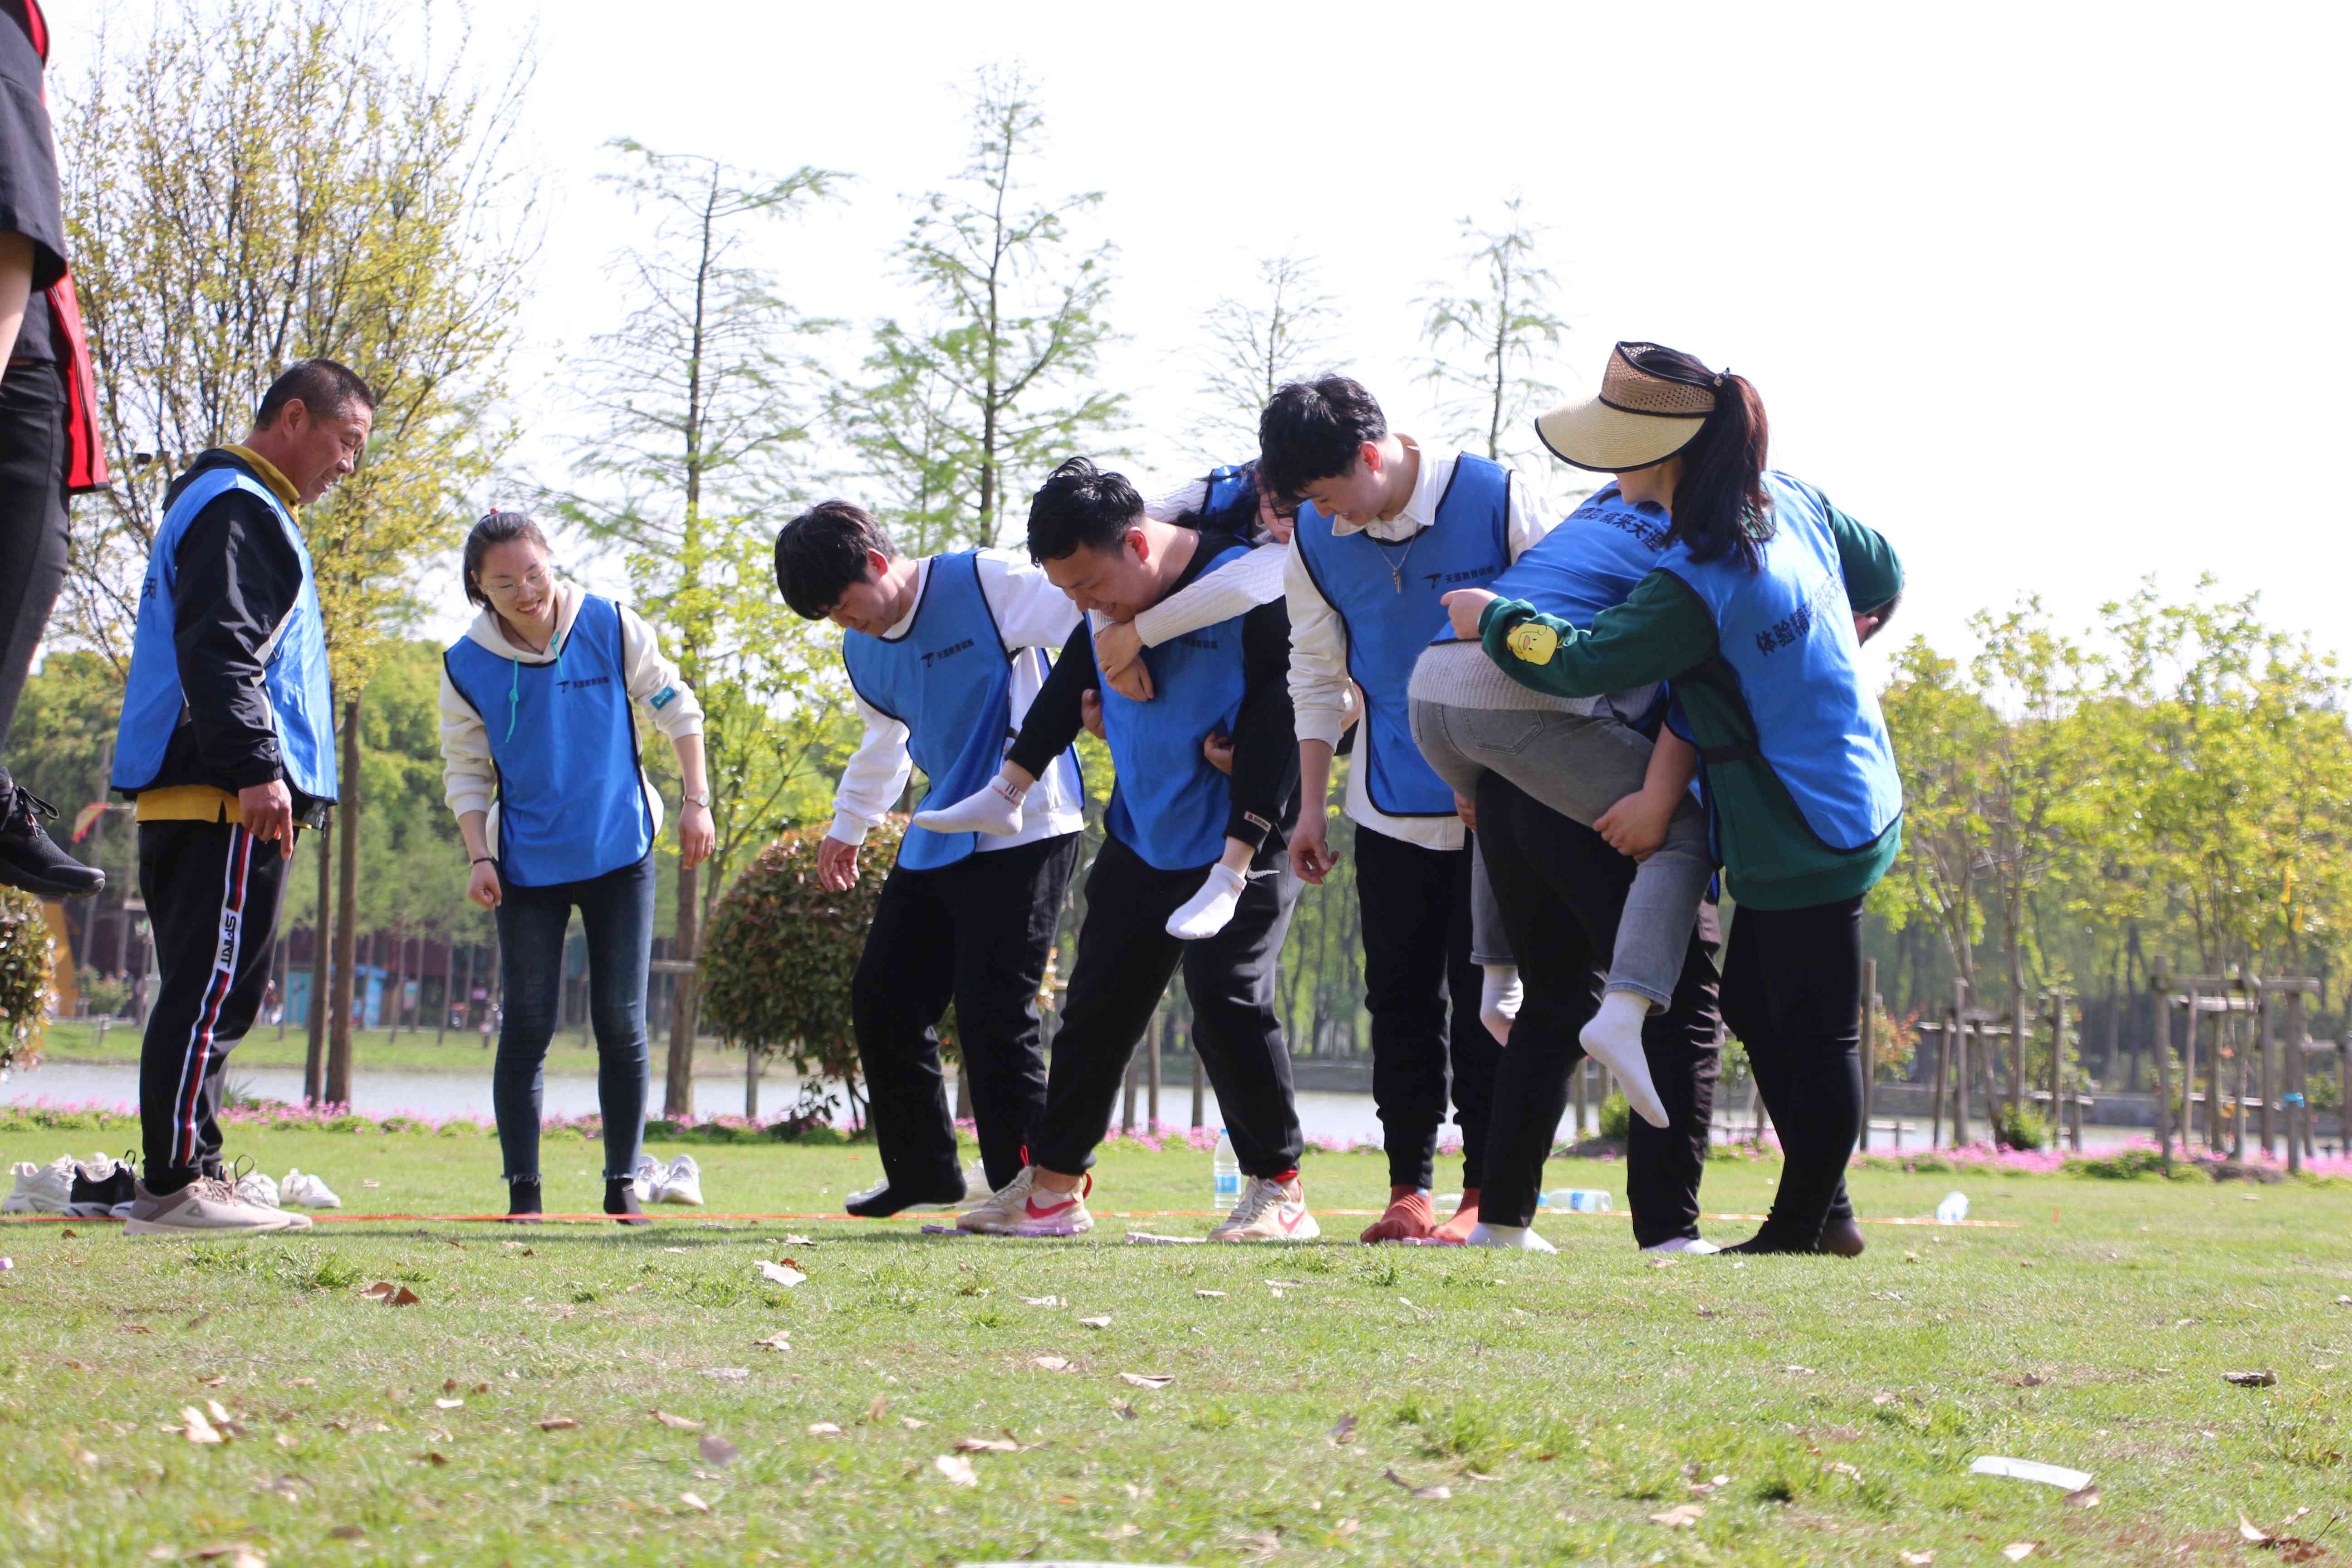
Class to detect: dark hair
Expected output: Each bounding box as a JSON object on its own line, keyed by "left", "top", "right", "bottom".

{"left": 461, "top": 510, "right": 550, "bottom": 608}
{"left": 1632, "top": 344, "right": 1773, "bottom": 572}
{"left": 1026, "top": 457, "right": 1144, "bottom": 563}
{"left": 773, "top": 500, "right": 897, "bottom": 618}
{"left": 255, "top": 358, "right": 377, "bottom": 430}
{"left": 1257, "top": 375, "right": 1387, "bottom": 503}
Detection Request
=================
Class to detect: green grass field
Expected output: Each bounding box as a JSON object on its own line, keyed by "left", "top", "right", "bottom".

{"left": 1, "top": 1129, "right": 2345, "bottom": 1566}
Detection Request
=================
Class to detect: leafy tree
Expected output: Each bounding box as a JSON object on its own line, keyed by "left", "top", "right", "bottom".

{"left": 60, "top": 0, "right": 533, "bottom": 1102}
{"left": 546, "top": 140, "right": 846, "bottom": 1118}
{"left": 1420, "top": 196, "right": 1569, "bottom": 474}
{"left": 836, "top": 65, "right": 1123, "bottom": 552}
{"left": 1190, "top": 250, "right": 1334, "bottom": 459}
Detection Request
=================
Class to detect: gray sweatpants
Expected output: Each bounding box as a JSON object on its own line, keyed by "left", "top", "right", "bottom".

{"left": 1411, "top": 697, "right": 1714, "bottom": 1009}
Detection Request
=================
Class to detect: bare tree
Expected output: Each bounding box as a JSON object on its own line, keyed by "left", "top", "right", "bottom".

{"left": 1190, "top": 249, "right": 1333, "bottom": 458}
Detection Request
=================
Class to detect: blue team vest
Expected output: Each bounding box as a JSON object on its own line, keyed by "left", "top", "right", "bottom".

{"left": 1294, "top": 453, "right": 1510, "bottom": 816}
{"left": 1200, "top": 462, "right": 1255, "bottom": 523}
{"left": 1101, "top": 544, "right": 1255, "bottom": 869}
{"left": 443, "top": 595, "right": 654, "bottom": 887}
{"left": 113, "top": 465, "right": 338, "bottom": 801}
{"left": 1654, "top": 472, "right": 1903, "bottom": 853}
{"left": 1484, "top": 485, "right": 1673, "bottom": 632}
{"left": 841, "top": 551, "right": 1077, "bottom": 872}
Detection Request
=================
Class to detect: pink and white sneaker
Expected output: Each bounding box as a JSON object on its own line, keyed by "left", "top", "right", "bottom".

{"left": 1207, "top": 1176, "right": 1320, "bottom": 1243}
{"left": 956, "top": 1167, "right": 1095, "bottom": 1237}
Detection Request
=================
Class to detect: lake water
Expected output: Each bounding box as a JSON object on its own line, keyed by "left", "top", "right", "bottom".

{"left": 0, "top": 1057, "right": 2150, "bottom": 1153}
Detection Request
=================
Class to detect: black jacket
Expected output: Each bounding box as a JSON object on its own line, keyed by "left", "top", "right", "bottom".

{"left": 129, "top": 448, "right": 329, "bottom": 818}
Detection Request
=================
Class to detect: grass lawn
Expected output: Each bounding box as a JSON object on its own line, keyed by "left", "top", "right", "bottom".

{"left": 1, "top": 1129, "right": 2346, "bottom": 1567}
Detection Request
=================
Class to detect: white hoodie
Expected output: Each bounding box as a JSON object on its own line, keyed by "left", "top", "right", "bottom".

{"left": 439, "top": 579, "right": 705, "bottom": 850}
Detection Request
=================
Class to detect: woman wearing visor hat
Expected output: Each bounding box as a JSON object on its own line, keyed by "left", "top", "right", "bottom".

{"left": 1442, "top": 342, "right": 1902, "bottom": 1256}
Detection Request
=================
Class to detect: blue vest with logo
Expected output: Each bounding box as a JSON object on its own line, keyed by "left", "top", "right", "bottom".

{"left": 1485, "top": 485, "right": 1673, "bottom": 632}
{"left": 1294, "top": 452, "right": 1511, "bottom": 816}
{"left": 443, "top": 594, "right": 653, "bottom": 888}
{"left": 1200, "top": 462, "right": 1255, "bottom": 523}
{"left": 1654, "top": 471, "right": 1903, "bottom": 854}
{"left": 1101, "top": 544, "right": 1255, "bottom": 870}
{"left": 841, "top": 551, "right": 1076, "bottom": 872}
{"left": 112, "top": 465, "right": 338, "bottom": 802}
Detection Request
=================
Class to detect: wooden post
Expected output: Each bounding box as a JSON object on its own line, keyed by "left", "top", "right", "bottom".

{"left": 2181, "top": 987, "right": 2201, "bottom": 1153}
{"left": 1190, "top": 1047, "right": 1205, "bottom": 1132}
{"left": 2257, "top": 979, "right": 2278, "bottom": 1158}
{"left": 1574, "top": 1055, "right": 1590, "bottom": 1136}
{"left": 744, "top": 1040, "right": 761, "bottom": 1120}
{"left": 2210, "top": 1009, "right": 2228, "bottom": 1156}
{"left": 2286, "top": 991, "right": 2304, "bottom": 1177}
{"left": 1859, "top": 958, "right": 1877, "bottom": 1152}
{"left": 1146, "top": 1008, "right": 1162, "bottom": 1128}
{"left": 1953, "top": 1016, "right": 1972, "bottom": 1148}
{"left": 2156, "top": 990, "right": 2177, "bottom": 1171}
{"left": 2045, "top": 992, "right": 2062, "bottom": 1123}
{"left": 1929, "top": 1017, "right": 1949, "bottom": 1149}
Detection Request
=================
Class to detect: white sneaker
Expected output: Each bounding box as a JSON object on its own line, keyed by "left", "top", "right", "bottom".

{"left": 124, "top": 1176, "right": 309, "bottom": 1236}
{"left": 1465, "top": 1221, "right": 1558, "bottom": 1252}
{"left": 1642, "top": 1236, "right": 1721, "bottom": 1255}
{"left": 3, "top": 1156, "right": 75, "bottom": 1214}
{"left": 233, "top": 1165, "right": 281, "bottom": 1210}
{"left": 279, "top": 1169, "right": 343, "bottom": 1210}
{"left": 1207, "top": 1176, "right": 1320, "bottom": 1243}
{"left": 631, "top": 1153, "right": 662, "bottom": 1203}
{"left": 956, "top": 1167, "right": 1094, "bottom": 1236}
{"left": 657, "top": 1154, "right": 703, "bottom": 1206}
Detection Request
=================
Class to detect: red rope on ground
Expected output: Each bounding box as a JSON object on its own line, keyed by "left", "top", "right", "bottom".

{"left": 0, "top": 1209, "right": 2019, "bottom": 1227}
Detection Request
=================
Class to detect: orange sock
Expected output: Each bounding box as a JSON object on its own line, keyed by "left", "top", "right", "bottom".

{"left": 1359, "top": 1186, "right": 1436, "bottom": 1243}
{"left": 1431, "top": 1187, "right": 1482, "bottom": 1244}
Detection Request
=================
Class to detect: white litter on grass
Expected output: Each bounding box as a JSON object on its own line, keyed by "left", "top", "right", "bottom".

{"left": 1123, "top": 1231, "right": 1204, "bottom": 1245}
{"left": 1969, "top": 1456, "right": 2092, "bottom": 1491}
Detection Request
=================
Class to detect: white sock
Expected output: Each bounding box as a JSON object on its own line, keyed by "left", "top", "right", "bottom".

{"left": 1579, "top": 990, "right": 1669, "bottom": 1129}
{"left": 1166, "top": 863, "right": 1248, "bottom": 941}
{"left": 1642, "top": 1236, "right": 1721, "bottom": 1255}
{"left": 911, "top": 773, "right": 1026, "bottom": 837}
{"left": 1465, "top": 1221, "right": 1557, "bottom": 1252}
{"left": 1479, "top": 965, "right": 1522, "bottom": 1046}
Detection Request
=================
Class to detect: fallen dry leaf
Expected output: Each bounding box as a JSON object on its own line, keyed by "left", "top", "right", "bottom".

{"left": 651, "top": 1411, "right": 705, "bottom": 1431}
{"left": 1695, "top": 1307, "right": 1718, "bottom": 1318}
{"left": 865, "top": 1395, "right": 890, "bottom": 1424}
{"left": 1195, "top": 1289, "right": 1227, "bottom": 1299}
{"left": 2064, "top": 1485, "right": 2101, "bottom": 1509}
{"left": 752, "top": 1331, "right": 792, "bottom": 1352}
{"left": 535, "top": 1418, "right": 578, "bottom": 1431}
{"left": 326, "top": 1527, "right": 364, "bottom": 1542}
{"left": 1031, "top": 1356, "right": 1076, "bottom": 1373}
{"left": 1108, "top": 1401, "right": 1136, "bottom": 1421}
{"left": 933, "top": 1453, "right": 978, "bottom": 1487}
{"left": 806, "top": 1422, "right": 843, "bottom": 1436}
{"left": 2240, "top": 1512, "right": 2273, "bottom": 1545}
{"left": 1078, "top": 1314, "right": 1113, "bottom": 1328}
{"left": 2002, "top": 1545, "right": 2038, "bottom": 1562}
{"left": 1649, "top": 1503, "right": 1704, "bottom": 1529}
{"left": 419, "top": 1451, "right": 448, "bottom": 1467}
{"left": 678, "top": 1491, "right": 710, "bottom": 1514}
{"left": 1233, "top": 1529, "right": 1281, "bottom": 1558}
{"left": 899, "top": 1416, "right": 931, "bottom": 1429}
{"left": 1382, "top": 1466, "right": 1450, "bottom": 1502}
{"left": 1328, "top": 1413, "right": 1357, "bottom": 1445}
{"left": 180, "top": 1406, "right": 224, "bottom": 1446}
{"left": 755, "top": 1260, "right": 808, "bottom": 1288}
{"left": 1822, "top": 1461, "right": 1862, "bottom": 1480}
{"left": 434, "top": 1398, "right": 462, "bottom": 1411}
{"left": 697, "top": 1434, "right": 738, "bottom": 1467}
{"left": 954, "top": 1436, "right": 1019, "bottom": 1453}
{"left": 1020, "top": 1295, "right": 1063, "bottom": 1307}
{"left": 1899, "top": 1553, "right": 1934, "bottom": 1566}
{"left": 188, "top": 1545, "right": 266, "bottom": 1568}
{"left": 701, "top": 1368, "right": 749, "bottom": 1382}
{"left": 2225, "top": 1370, "right": 2278, "bottom": 1387}
{"left": 198, "top": 1376, "right": 227, "bottom": 1387}
{"left": 1119, "top": 1372, "right": 1175, "bottom": 1389}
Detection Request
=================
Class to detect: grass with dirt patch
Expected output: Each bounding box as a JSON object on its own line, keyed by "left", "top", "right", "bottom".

{"left": 1, "top": 1128, "right": 2346, "bottom": 1566}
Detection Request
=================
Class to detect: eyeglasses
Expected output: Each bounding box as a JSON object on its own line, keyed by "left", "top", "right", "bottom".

{"left": 481, "top": 565, "right": 549, "bottom": 600}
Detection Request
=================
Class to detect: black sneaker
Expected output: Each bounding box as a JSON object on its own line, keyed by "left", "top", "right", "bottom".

{"left": 0, "top": 769, "right": 103, "bottom": 898}
{"left": 844, "top": 1174, "right": 969, "bottom": 1218}
{"left": 67, "top": 1153, "right": 137, "bottom": 1219}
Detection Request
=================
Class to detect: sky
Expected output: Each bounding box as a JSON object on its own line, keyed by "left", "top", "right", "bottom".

{"left": 56, "top": 1, "right": 2352, "bottom": 682}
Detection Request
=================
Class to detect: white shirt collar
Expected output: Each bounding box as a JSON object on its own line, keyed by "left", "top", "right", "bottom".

{"left": 1329, "top": 436, "right": 1443, "bottom": 542}
{"left": 881, "top": 557, "right": 928, "bottom": 640}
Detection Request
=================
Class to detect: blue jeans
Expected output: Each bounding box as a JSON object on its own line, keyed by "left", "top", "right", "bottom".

{"left": 492, "top": 853, "right": 655, "bottom": 1183}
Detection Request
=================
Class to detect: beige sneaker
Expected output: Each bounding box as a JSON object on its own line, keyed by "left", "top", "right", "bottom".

{"left": 1208, "top": 1176, "right": 1320, "bottom": 1243}
{"left": 123, "top": 1176, "right": 310, "bottom": 1236}
{"left": 955, "top": 1167, "right": 1094, "bottom": 1236}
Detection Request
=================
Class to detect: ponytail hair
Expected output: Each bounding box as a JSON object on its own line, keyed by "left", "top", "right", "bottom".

{"left": 462, "top": 510, "right": 551, "bottom": 607}
{"left": 1629, "top": 344, "right": 1773, "bottom": 572}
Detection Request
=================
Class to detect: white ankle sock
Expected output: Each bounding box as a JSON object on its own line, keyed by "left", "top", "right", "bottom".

{"left": 1579, "top": 990, "right": 1669, "bottom": 1128}
{"left": 1166, "top": 863, "right": 1248, "bottom": 940}
{"left": 1465, "top": 1221, "right": 1556, "bottom": 1252}
{"left": 1479, "top": 965, "right": 1522, "bottom": 1045}
{"left": 911, "top": 773, "right": 1027, "bottom": 836}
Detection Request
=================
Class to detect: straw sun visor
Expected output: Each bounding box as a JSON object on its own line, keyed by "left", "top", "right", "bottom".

{"left": 1535, "top": 340, "right": 1717, "bottom": 472}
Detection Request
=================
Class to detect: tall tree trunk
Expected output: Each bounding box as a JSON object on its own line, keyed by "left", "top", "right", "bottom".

{"left": 305, "top": 817, "right": 331, "bottom": 1103}
{"left": 326, "top": 696, "right": 362, "bottom": 1104}
{"left": 387, "top": 921, "right": 406, "bottom": 1041}
{"left": 663, "top": 861, "right": 700, "bottom": 1117}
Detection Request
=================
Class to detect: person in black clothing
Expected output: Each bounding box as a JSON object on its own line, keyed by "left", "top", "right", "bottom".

{"left": 951, "top": 458, "right": 1316, "bottom": 1242}
{"left": 110, "top": 360, "right": 371, "bottom": 1236}
{"left": 0, "top": 0, "right": 107, "bottom": 896}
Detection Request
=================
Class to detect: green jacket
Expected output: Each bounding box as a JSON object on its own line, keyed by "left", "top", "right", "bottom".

{"left": 1479, "top": 488, "right": 1903, "bottom": 910}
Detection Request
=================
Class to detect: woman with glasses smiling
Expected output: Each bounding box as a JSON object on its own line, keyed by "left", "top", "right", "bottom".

{"left": 438, "top": 510, "right": 715, "bottom": 1222}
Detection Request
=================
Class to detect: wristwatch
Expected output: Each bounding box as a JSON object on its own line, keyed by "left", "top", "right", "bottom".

{"left": 683, "top": 791, "right": 712, "bottom": 808}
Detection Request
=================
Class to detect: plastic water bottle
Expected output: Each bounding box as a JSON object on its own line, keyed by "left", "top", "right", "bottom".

{"left": 1539, "top": 1188, "right": 1614, "bottom": 1213}
{"left": 1210, "top": 1129, "right": 1242, "bottom": 1209}
{"left": 1935, "top": 1191, "right": 1970, "bottom": 1225}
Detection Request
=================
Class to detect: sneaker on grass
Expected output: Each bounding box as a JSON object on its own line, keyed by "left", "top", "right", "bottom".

{"left": 955, "top": 1167, "right": 1094, "bottom": 1236}
{"left": 631, "top": 1153, "right": 663, "bottom": 1204}
{"left": 845, "top": 1173, "right": 968, "bottom": 1218}
{"left": 656, "top": 1154, "right": 704, "bottom": 1206}
{"left": 124, "top": 1176, "right": 311, "bottom": 1236}
{"left": 3, "top": 1156, "right": 75, "bottom": 1214}
{"left": 279, "top": 1169, "right": 342, "bottom": 1209}
{"left": 231, "top": 1160, "right": 280, "bottom": 1212}
{"left": 1207, "top": 1176, "right": 1320, "bottom": 1243}
{"left": 67, "top": 1153, "right": 136, "bottom": 1218}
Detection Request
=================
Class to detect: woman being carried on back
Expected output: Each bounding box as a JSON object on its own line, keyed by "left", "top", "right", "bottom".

{"left": 1440, "top": 342, "right": 1904, "bottom": 1255}
{"left": 438, "top": 511, "right": 715, "bottom": 1223}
